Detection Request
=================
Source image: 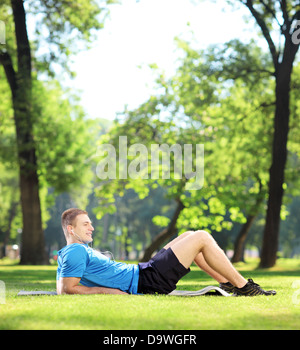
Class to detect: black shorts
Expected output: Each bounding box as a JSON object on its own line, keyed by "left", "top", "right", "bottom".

{"left": 137, "top": 248, "right": 190, "bottom": 295}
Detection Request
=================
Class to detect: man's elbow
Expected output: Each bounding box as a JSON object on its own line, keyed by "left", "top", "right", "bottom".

{"left": 56, "top": 284, "right": 68, "bottom": 295}
{"left": 60, "top": 284, "right": 77, "bottom": 295}
{"left": 57, "top": 278, "right": 78, "bottom": 295}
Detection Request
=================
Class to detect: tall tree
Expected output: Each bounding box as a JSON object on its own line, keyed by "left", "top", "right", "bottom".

{"left": 0, "top": 0, "right": 46, "bottom": 264}
{"left": 0, "top": 0, "right": 113, "bottom": 264}
{"left": 236, "top": 0, "right": 300, "bottom": 267}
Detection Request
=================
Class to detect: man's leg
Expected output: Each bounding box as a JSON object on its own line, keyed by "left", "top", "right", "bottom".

{"left": 164, "top": 231, "right": 228, "bottom": 283}
{"left": 193, "top": 252, "right": 229, "bottom": 284}
{"left": 164, "top": 230, "right": 247, "bottom": 288}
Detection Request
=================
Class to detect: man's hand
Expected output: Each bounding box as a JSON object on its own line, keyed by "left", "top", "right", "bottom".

{"left": 57, "top": 277, "right": 129, "bottom": 295}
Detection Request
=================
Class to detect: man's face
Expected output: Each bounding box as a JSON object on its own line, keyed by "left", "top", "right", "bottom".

{"left": 70, "top": 214, "right": 94, "bottom": 244}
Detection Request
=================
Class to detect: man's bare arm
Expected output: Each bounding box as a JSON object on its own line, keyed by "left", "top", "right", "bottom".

{"left": 57, "top": 277, "right": 128, "bottom": 295}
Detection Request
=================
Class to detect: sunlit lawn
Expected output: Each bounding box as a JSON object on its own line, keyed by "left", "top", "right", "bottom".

{"left": 1, "top": 258, "right": 300, "bottom": 330}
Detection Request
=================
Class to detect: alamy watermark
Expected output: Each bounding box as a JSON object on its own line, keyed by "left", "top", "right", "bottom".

{"left": 0, "top": 20, "right": 5, "bottom": 45}
{"left": 292, "top": 280, "right": 300, "bottom": 306}
{"left": 0, "top": 280, "right": 5, "bottom": 304}
{"left": 95, "top": 136, "right": 204, "bottom": 190}
{"left": 292, "top": 20, "right": 300, "bottom": 45}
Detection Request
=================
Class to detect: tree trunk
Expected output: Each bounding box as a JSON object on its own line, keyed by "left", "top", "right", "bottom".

{"left": 240, "top": 0, "right": 300, "bottom": 268}
{"left": 139, "top": 199, "right": 185, "bottom": 262}
{"left": 10, "top": 0, "right": 47, "bottom": 264}
{"left": 231, "top": 214, "right": 256, "bottom": 263}
{"left": 19, "top": 172, "right": 47, "bottom": 264}
{"left": 259, "top": 42, "right": 297, "bottom": 268}
{"left": 0, "top": 201, "right": 19, "bottom": 259}
{"left": 232, "top": 178, "right": 264, "bottom": 263}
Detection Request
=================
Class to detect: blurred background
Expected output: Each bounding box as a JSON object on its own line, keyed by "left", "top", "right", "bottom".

{"left": 0, "top": 0, "right": 299, "bottom": 268}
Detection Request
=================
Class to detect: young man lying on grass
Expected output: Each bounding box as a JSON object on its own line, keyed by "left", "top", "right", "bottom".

{"left": 56, "top": 208, "right": 276, "bottom": 297}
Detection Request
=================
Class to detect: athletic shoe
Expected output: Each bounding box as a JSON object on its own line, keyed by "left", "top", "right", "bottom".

{"left": 219, "top": 282, "right": 235, "bottom": 293}
{"left": 233, "top": 279, "right": 276, "bottom": 296}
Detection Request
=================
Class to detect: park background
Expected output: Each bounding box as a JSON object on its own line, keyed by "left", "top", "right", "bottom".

{"left": 1, "top": 0, "right": 300, "bottom": 331}
{"left": 1, "top": 0, "right": 299, "bottom": 267}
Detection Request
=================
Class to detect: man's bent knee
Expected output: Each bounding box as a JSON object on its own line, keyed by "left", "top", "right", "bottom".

{"left": 181, "top": 230, "right": 195, "bottom": 237}
{"left": 193, "top": 230, "right": 215, "bottom": 244}
{"left": 182, "top": 230, "right": 212, "bottom": 240}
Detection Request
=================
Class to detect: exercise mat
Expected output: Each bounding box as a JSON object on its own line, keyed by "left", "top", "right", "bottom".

{"left": 17, "top": 286, "right": 231, "bottom": 297}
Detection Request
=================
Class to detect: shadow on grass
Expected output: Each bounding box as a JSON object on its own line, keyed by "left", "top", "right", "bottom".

{"left": 1, "top": 268, "right": 56, "bottom": 281}
{"left": 0, "top": 266, "right": 57, "bottom": 293}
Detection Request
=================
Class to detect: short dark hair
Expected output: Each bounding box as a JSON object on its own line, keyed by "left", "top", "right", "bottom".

{"left": 61, "top": 208, "right": 88, "bottom": 234}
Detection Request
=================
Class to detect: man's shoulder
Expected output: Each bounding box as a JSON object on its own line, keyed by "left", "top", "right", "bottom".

{"left": 59, "top": 243, "right": 89, "bottom": 257}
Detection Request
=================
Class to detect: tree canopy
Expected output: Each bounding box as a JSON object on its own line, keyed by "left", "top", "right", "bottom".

{"left": 0, "top": 0, "right": 299, "bottom": 265}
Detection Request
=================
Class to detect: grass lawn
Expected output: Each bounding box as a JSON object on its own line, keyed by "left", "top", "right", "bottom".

{"left": 1, "top": 258, "right": 300, "bottom": 330}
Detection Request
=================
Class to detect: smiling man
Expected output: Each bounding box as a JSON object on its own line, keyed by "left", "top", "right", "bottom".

{"left": 56, "top": 208, "right": 276, "bottom": 297}
{"left": 57, "top": 208, "right": 134, "bottom": 295}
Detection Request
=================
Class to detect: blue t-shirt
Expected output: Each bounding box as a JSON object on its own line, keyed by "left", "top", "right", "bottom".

{"left": 56, "top": 243, "right": 140, "bottom": 294}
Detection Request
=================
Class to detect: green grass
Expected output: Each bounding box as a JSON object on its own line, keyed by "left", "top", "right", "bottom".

{"left": 1, "top": 258, "right": 300, "bottom": 330}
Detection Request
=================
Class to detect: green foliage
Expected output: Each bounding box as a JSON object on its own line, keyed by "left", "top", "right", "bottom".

{"left": 0, "top": 0, "right": 116, "bottom": 263}
{"left": 152, "top": 215, "right": 171, "bottom": 227}
{"left": 32, "top": 79, "right": 95, "bottom": 194}
{"left": 92, "top": 32, "right": 300, "bottom": 257}
{"left": 94, "top": 38, "right": 273, "bottom": 233}
{"left": 0, "top": 69, "right": 96, "bottom": 234}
